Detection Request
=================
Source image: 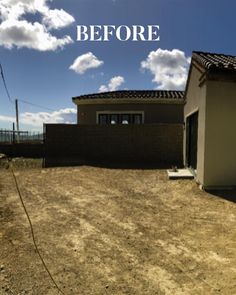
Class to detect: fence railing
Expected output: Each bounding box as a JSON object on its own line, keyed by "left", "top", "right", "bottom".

{"left": 0, "top": 129, "right": 44, "bottom": 143}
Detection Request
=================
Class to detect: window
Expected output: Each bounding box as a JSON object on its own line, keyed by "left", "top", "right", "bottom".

{"left": 133, "top": 114, "right": 142, "bottom": 124}
{"left": 121, "top": 114, "right": 130, "bottom": 124}
{"left": 98, "top": 113, "right": 144, "bottom": 125}
{"left": 110, "top": 114, "right": 118, "bottom": 124}
{"left": 99, "top": 114, "right": 108, "bottom": 125}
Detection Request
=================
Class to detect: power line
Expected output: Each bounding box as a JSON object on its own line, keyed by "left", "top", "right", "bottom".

{"left": 18, "top": 99, "right": 55, "bottom": 112}
{"left": 0, "top": 63, "right": 55, "bottom": 112}
{"left": 0, "top": 63, "right": 14, "bottom": 103}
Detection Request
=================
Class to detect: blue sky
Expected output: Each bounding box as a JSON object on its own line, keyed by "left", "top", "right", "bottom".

{"left": 0, "top": 0, "right": 236, "bottom": 130}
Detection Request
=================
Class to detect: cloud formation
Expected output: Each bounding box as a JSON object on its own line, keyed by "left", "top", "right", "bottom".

{"left": 99, "top": 76, "right": 125, "bottom": 92}
{"left": 0, "top": 108, "right": 77, "bottom": 128}
{"left": 69, "top": 52, "right": 104, "bottom": 74}
{"left": 141, "top": 49, "right": 191, "bottom": 90}
{"left": 0, "top": 0, "right": 74, "bottom": 51}
{"left": 42, "top": 8, "right": 75, "bottom": 30}
{"left": 0, "top": 114, "right": 15, "bottom": 123}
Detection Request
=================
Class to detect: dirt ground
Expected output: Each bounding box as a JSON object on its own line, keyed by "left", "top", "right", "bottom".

{"left": 0, "top": 160, "right": 236, "bottom": 295}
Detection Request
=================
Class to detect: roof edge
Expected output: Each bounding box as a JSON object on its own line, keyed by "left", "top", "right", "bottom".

{"left": 72, "top": 90, "right": 185, "bottom": 101}
{"left": 192, "top": 50, "right": 236, "bottom": 59}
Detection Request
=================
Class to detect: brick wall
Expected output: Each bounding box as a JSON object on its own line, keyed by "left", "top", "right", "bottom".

{"left": 0, "top": 143, "right": 44, "bottom": 158}
{"left": 44, "top": 124, "right": 183, "bottom": 168}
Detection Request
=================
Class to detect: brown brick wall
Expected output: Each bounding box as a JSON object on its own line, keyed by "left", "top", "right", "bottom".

{"left": 44, "top": 124, "right": 183, "bottom": 168}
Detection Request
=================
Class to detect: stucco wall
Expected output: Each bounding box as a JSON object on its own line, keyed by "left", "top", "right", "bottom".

{"left": 77, "top": 102, "right": 184, "bottom": 124}
{"left": 184, "top": 65, "right": 207, "bottom": 185}
{"left": 204, "top": 81, "right": 236, "bottom": 187}
{"left": 44, "top": 124, "right": 183, "bottom": 168}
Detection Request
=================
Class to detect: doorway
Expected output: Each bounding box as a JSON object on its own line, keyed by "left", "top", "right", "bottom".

{"left": 186, "top": 111, "right": 198, "bottom": 170}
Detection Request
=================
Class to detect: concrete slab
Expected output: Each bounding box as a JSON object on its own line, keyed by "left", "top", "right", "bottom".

{"left": 167, "top": 169, "right": 194, "bottom": 180}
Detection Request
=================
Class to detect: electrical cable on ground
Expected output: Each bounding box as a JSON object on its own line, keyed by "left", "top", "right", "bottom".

{"left": 8, "top": 160, "right": 66, "bottom": 295}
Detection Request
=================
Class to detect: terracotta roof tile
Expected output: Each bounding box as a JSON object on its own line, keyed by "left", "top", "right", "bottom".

{"left": 193, "top": 51, "right": 236, "bottom": 70}
{"left": 73, "top": 90, "right": 184, "bottom": 101}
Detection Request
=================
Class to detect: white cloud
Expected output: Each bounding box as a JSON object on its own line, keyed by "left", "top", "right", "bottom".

{"left": 69, "top": 52, "right": 104, "bottom": 74}
{"left": 0, "top": 19, "right": 73, "bottom": 51}
{"left": 20, "top": 108, "right": 77, "bottom": 126}
{"left": 0, "top": 0, "right": 75, "bottom": 51}
{"left": 99, "top": 76, "right": 125, "bottom": 92}
{"left": 141, "top": 48, "right": 191, "bottom": 90}
{"left": 42, "top": 8, "right": 75, "bottom": 30}
{"left": 0, "top": 114, "right": 15, "bottom": 122}
{"left": 0, "top": 108, "right": 77, "bottom": 128}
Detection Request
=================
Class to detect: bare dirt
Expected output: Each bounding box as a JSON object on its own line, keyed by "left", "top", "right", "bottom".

{"left": 0, "top": 160, "right": 236, "bottom": 295}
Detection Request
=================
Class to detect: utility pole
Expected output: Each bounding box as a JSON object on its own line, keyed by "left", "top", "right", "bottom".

{"left": 12, "top": 122, "right": 15, "bottom": 143}
{"left": 15, "top": 99, "right": 20, "bottom": 143}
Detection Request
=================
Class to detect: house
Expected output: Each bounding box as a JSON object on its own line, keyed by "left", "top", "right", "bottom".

{"left": 46, "top": 50, "right": 236, "bottom": 188}
{"left": 184, "top": 51, "right": 236, "bottom": 189}
{"left": 72, "top": 90, "right": 184, "bottom": 125}
{"left": 44, "top": 90, "right": 185, "bottom": 168}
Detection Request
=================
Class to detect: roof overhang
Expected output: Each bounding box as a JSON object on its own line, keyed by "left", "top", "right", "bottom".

{"left": 72, "top": 98, "right": 185, "bottom": 106}
{"left": 184, "top": 56, "right": 236, "bottom": 99}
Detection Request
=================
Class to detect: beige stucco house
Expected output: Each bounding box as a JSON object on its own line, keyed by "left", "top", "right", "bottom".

{"left": 72, "top": 90, "right": 184, "bottom": 125}
{"left": 71, "top": 50, "right": 236, "bottom": 189}
{"left": 184, "top": 51, "right": 236, "bottom": 189}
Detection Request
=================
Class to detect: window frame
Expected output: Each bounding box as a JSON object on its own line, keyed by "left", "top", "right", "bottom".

{"left": 97, "top": 111, "right": 144, "bottom": 125}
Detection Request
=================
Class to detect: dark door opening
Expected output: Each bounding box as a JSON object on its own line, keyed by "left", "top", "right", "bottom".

{"left": 186, "top": 111, "right": 198, "bottom": 170}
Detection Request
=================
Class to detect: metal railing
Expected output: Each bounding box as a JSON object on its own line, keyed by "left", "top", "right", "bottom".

{"left": 0, "top": 129, "right": 44, "bottom": 143}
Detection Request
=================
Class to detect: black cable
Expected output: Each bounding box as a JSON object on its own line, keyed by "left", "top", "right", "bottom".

{"left": 9, "top": 160, "right": 66, "bottom": 295}
{"left": 0, "top": 63, "right": 54, "bottom": 112}
{"left": 18, "top": 99, "right": 55, "bottom": 112}
{"left": 0, "top": 63, "right": 14, "bottom": 103}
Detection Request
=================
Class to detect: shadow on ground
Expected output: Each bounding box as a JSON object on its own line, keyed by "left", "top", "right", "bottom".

{"left": 207, "top": 189, "right": 236, "bottom": 204}
{"left": 43, "top": 157, "right": 183, "bottom": 170}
